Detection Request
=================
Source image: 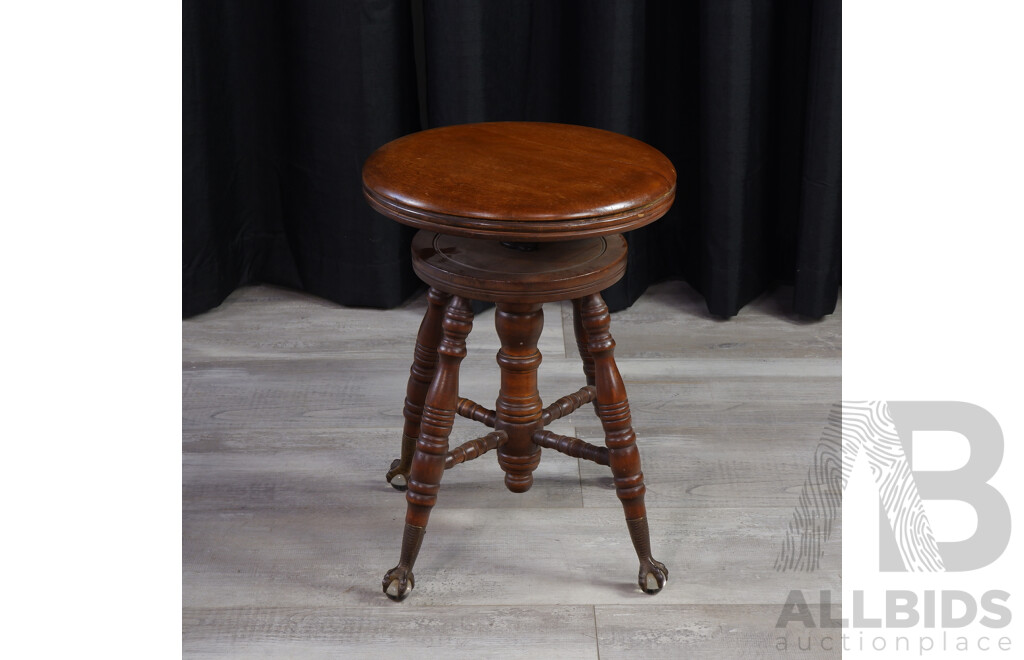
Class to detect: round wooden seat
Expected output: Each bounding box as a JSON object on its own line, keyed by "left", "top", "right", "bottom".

{"left": 412, "top": 231, "right": 626, "bottom": 303}
{"left": 362, "top": 122, "right": 676, "bottom": 241}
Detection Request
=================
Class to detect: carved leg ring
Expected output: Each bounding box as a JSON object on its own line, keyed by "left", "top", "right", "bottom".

{"left": 387, "top": 288, "right": 453, "bottom": 490}
{"left": 579, "top": 293, "right": 668, "bottom": 594}
{"left": 382, "top": 296, "right": 473, "bottom": 601}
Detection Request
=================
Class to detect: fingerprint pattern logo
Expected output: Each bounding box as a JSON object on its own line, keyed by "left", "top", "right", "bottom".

{"left": 775, "top": 403, "right": 843, "bottom": 571}
{"left": 776, "top": 401, "right": 945, "bottom": 572}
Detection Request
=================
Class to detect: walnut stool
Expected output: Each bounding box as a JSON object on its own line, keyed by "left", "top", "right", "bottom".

{"left": 362, "top": 122, "right": 675, "bottom": 601}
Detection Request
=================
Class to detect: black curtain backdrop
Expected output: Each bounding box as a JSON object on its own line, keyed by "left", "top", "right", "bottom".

{"left": 184, "top": 0, "right": 840, "bottom": 319}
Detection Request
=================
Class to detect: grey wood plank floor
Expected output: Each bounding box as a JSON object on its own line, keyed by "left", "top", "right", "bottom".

{"left": 184, "top": 281, "right": 841, "bottom": 659}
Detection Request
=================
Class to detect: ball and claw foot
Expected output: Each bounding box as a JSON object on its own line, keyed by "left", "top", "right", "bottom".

{"left": 638, "top": 558, "right": 668, "bottom": 594}
{"left": 386, "top": 458, "right": 408, "bottom": 491}
{"left": 382, "top": 566, "right": 414, "bottom": 601}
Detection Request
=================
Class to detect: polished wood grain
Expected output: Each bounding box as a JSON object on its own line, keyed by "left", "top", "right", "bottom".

{"left": 578, "top": 292, "right": 667, "bottom": 594}
{"left": 412, "top": 231, "right": 627, "bottom": 303}
{"left": 383, "top": 296, "right": 475, "bottom": 601}
{"left": 387, "top": 287, "right": 452, "bottom": 489}
{"left": 363, "top": 122, "right": 676, "bottom": 241}
{"left": 572, "top": 298, "right": 597, "bottom": 387}
{"left": 493, "top": 303, "right": 546, "bottom": 493}
{"left": 532, "top": 428, "right": 609, "bottom": 465}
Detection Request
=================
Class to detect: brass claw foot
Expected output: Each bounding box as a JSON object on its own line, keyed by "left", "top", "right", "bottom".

{"left": 638, "top": 557, "right": 668, "bottom": 594}
{"left": 382, "top": 566, "right": 415, "bottom": 601}
{"left": 386, "top": 458, "right": 409, "bottom": 491}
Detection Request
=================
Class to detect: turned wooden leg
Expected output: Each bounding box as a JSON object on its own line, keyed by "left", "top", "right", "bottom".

{"left": 578, "top": 293, "right": 668, "bottom": 594}
{"left": 494, "top": 303, "right": 544, "bottom": 493}
{"left": 571, "top": 298, "right": 596, "bottom": 387}
{"left": 387, "top": 288, "right": 453, "bottom": 490}
{"left": 382, "top": 296, "right": 473, "bottom": 601}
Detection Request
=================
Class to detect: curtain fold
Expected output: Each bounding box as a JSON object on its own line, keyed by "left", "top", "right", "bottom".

{"left": 183, "top": 0, "right": 421, "bottom": 317}
{"left": 184, "top": 0, "right": 840, "bottom": 319}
